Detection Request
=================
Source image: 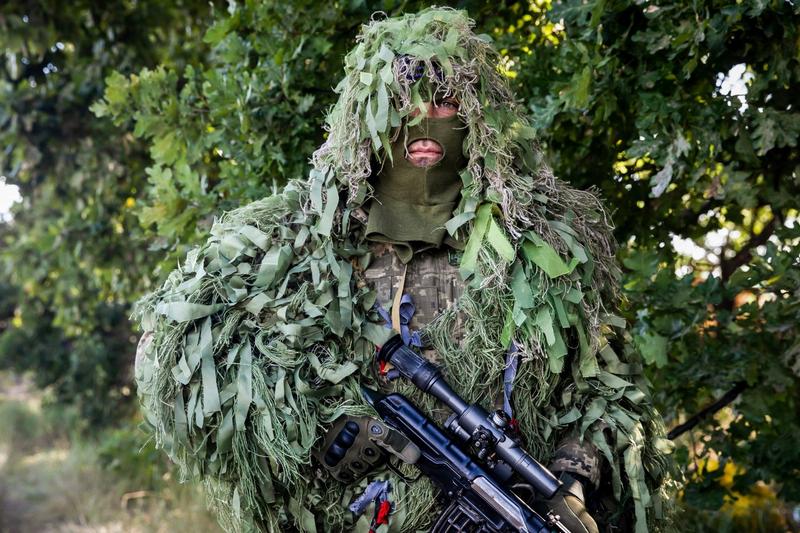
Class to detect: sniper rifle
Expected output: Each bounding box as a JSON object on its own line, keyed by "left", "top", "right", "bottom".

{"left": 362, "top": 334, "right": 572, "bottom": 532}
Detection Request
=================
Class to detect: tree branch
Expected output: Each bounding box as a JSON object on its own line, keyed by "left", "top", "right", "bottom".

{"left": 720, "top": 217, "right": 777, "bottom": 281}
{"left": 667, "top": 381, "right": 748, "bottom": 440}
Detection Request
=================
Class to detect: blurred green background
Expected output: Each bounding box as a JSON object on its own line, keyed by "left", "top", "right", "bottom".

{"left": 1, "top": 1, "right": 798, "bottom": 531}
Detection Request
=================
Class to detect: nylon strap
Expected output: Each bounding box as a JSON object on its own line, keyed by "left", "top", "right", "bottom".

{"left": 391, "top": 263, "right": 408, "bottom": 333}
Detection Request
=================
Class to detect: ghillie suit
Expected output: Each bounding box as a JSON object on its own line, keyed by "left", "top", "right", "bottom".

{"left": 134, "top": 8, "right": 676, "bottom": 533}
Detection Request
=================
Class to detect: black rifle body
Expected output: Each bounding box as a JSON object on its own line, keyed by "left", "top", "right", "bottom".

{"left": 364, "top": 335, "right": 570, "bottom": 532}
{"left": 364, "top": 388, "right": 563, "bottom": 532}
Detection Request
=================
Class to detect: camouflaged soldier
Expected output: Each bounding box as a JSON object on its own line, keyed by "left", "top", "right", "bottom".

{"left": 134, "top": 8, "right": 675, "bottom": 532}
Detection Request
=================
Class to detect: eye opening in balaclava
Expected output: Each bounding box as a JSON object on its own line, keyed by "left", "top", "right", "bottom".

{"left": 365, "top": 71, "right": 468, "bottom": 263}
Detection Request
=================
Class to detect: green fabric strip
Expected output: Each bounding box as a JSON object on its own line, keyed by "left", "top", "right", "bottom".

{"left": 234, "top": 340, "right": 252, "bottom": 431}
{"left": 200, "top": 318, "right": 221, "bottom": 415}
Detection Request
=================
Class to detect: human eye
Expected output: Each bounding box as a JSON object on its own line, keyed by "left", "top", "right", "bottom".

{"left": 433, "top": 98, "right": 459, "bottom": 117}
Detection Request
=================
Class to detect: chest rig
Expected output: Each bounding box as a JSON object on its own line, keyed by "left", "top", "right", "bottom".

{"left": 362, "top": 242, "right": 466, "bottom": 348}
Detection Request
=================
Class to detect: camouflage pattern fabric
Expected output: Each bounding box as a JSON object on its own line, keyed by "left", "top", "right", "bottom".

{"left": 363, "top": 242, "right": 465, "bottom": 343}
{"left": 549, "top": 436, "right": 603, "bottom": 488}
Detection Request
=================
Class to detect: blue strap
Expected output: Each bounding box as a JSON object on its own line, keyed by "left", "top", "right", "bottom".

{"left": 349, "top": 479, "right": 391, "bottom": 516}
{"left": 503, "top": 342, "right": 520, "bottom": 418}
{"left": 375, "top": 293, "right": 423, "bottom": 348}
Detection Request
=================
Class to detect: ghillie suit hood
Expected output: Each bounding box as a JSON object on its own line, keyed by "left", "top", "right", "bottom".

{"left": 135, "top": 8, "right": 676, "bottom": 533}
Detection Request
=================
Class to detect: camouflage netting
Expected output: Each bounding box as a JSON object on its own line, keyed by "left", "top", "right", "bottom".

{"left": 134, "top": 7, "right": 677, "bottom": 533}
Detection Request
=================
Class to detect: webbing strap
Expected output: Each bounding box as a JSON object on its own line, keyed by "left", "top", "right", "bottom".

{"left": 349, "top": 479, "right": 391, "bottom": 515}
{"left": 375, "top": 295, "right": 422, "bottom": 348}
{"left": 391, "top": 263, "right": 408, "bottom": 333}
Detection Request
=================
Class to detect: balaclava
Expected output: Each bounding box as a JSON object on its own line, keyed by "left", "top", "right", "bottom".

{"left": 365, "top": 114, "right": 467, "bottom": 262}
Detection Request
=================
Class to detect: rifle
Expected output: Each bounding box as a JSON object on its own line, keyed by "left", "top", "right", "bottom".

{"left": 363, "top": 335, "right": 571, "bottom": 532}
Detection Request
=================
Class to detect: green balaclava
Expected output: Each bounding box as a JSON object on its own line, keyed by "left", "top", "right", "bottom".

{"left": 365, "top": 114, "right": 467, "bottom": 263}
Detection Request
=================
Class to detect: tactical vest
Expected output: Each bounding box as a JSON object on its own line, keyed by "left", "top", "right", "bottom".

{"left": 363, "top": 242, "right": 466, "bottom": 349}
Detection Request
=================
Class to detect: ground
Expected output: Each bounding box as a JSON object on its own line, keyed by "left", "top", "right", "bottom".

{"left": 0, "top": 372, "right": 221, "bottom": 533}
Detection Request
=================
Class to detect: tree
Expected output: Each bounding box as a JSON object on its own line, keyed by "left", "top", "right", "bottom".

{"left": 95, "top": 0, "right": 800, "bottom": 525}
{"left": 0, "top": 0, "right": 212, "bottom": 425}
{"left": 493, "top": 0, "right": 799, "bottom": 525}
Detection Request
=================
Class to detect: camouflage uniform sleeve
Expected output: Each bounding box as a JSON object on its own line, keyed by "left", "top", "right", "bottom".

{"left": 548, "top": 435, "right": 603, "bottom": 488}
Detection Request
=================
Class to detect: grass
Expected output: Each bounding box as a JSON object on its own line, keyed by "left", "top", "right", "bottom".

{"left": 0, "top": 372, "right": 221, "bottom": 533}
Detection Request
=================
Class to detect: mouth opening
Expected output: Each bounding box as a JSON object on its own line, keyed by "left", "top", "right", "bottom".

{"left": 406, "top": 138, "right": 444, "bottom": 167}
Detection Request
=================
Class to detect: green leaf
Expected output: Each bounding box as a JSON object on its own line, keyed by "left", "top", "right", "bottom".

{"left": 634, "top": 331, "right": 668, "bottom": 368}
{"left": 150, "top": 132, "right": 182, "bottom": 165}
{"left": 101, "top": 71, "right": 130, "bottom": 107}
{"left": 564, "top": 66, "right": 592, "bottom": 108}
{"left": 204, "top": 15, "right": 235, "bottom": 46}
{"left": 622, "top": 249, "right": 659, "bottom": 278}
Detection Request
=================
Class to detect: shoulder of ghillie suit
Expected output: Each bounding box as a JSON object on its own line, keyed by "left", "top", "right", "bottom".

{"left": 134, "top": 6, "right": 678, "bottom": 533}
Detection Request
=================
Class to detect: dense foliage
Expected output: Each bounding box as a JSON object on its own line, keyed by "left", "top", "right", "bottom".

{"left": 2, "top": 0, "right": 798, "bottom": 529}
{"left": 0, "top": 0, "right": 212, "bottom": 425}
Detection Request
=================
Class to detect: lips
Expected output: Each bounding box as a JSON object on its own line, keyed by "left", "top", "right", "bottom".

{"left": 409, "top": 148, "right": 442, "bottom": 156}
{"left": 406, "top": 139, "right": 443, "bottom": 166}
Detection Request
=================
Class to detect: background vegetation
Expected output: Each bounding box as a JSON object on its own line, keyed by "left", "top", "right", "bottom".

{"left": 1, "top": 0, "right": 798, "bottom": 531}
